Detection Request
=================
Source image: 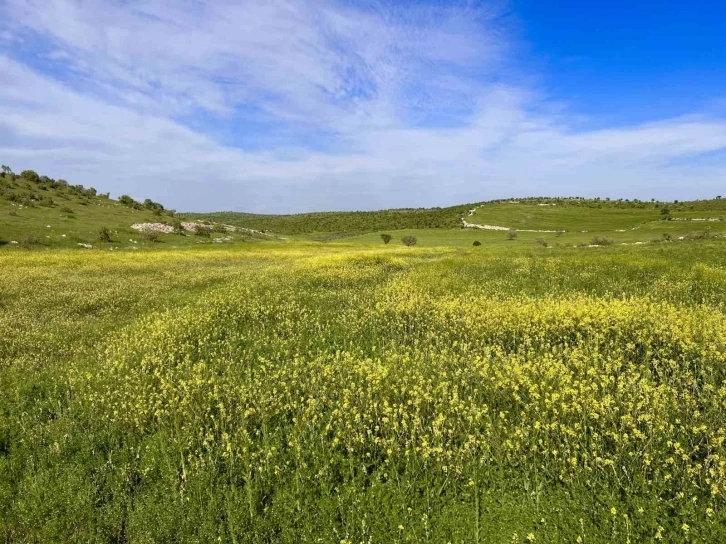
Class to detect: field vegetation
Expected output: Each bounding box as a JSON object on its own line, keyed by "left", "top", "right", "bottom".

{"left": 2, "top": 239, "right": 726, "bottom": 542}
{"left": 3, "top": 165, "right": 726, "bottom": 541}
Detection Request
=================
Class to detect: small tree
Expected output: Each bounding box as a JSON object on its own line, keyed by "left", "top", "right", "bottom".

{"left": 195, "top": 225, "right": 212, "bottom": 238}
{"left": 507, "top": 229, "right": 518, "bottom": 240}
{"left": 98, "top": 226, "right": 112, "bottom": 243}
{"left": 401, "top": 235, "right": 417, "bottom": 247}
{"left": 144, "top": 231, "right": 160, "bottom": 242}
{"left": 20, "top": 170, "right": 41, "bottom": 184}
{"left": 380, "top": 233, "right": 392, "bottom": 244}
{"left": 660, "top": 208, "right": 671, "bottom": 219}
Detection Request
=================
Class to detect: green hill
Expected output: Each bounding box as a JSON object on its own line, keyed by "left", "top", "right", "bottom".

{"left": 3, "top": 164, "right": 726, "bottom": 250}
{"left": 0, "top": 166, "right": 268, "bottom": 250}
{"left": 182, "top": 204, "right": 475, "bottom": 235}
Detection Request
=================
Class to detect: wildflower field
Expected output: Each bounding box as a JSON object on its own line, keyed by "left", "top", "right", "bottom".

{"left": 1, "top": 241, "right": 726, "bottom": 542}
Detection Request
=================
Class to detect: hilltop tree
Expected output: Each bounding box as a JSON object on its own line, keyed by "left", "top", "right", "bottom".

{"left": 20, "top": 170, "right": 41, "bottom": 183}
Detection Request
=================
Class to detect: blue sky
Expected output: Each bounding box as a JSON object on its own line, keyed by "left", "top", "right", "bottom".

{"left": 1, "top": 0, "right": 725, "bottom": 213}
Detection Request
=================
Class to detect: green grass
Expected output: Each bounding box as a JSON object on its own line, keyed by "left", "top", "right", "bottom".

{"left": 182, "top": 203, "right": 475, "bottom": 235}
{"left": 2, "top": 240, "right": 726, "bottom": 542}
{"left": 0, "top": 173, "right": 271, "bottom": 250}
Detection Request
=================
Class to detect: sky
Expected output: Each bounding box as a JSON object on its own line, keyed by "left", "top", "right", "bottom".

{"left": 1, "top": 0, "right": 725, "bottom": 213}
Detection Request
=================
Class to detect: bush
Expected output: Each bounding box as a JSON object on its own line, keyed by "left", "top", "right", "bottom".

{"left": 662, "top": 233, "right": 673, "bottom": 242}
{"left": 144, "top": 231, "right": 160, "bottom": 242}
{"left": 60, "top": 206, "right": 74, "bottom": 214}
{"left": 380, "top": 233, "right": 392, "bottom": 244}
{"left": 401, "top": 235, "right": 417, "bottom": 247}
{"left": 590, "top": 236, "right": 614, "bottom": 246}
{"left": 195, "top": 226, "right": 212, "bottom": 238}
{"left": 98, "top": 226, "right": 112, "bottom": 243}
{"left": 172, "top": 220, "right": 185, "bottom": 235}
{"left": 212, "top": 223, "right": 228, "bottom": 233}
{"left": 507, "top": 229, "right": 518, "bottom": 241}
{"left": 472, "top": 241, "right": 481, "bottom": 246}
{"left": 20, "top": 170, "right": 40, "bottom": 184}
{"left": 19, "top": 235, "right": 39, "bottom": 249}
{"left": 535, "top": 238, "right": 549, "bottom": 247}
{"left": 9, "top": 209, "right": 16, "bottom": 216}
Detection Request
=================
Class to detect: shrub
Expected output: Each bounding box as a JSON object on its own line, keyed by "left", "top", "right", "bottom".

{"left": 590, "top": 236, "right": 614, "bottom": 246}
{"left": 195, "top": 226, "right": 212, "bottom": 238}
{"left": 507, "top": 229, "right": 518, "bottom": 240}
{"left": 212, "top": 223, "right": 228, "bottom": 233}
{"left": 20, "top": 170, "right": 40, "bottom": 183}
{"left": 535, "top": 238, "right": 549, "bottom": 247}
{"left": 172, "top": 220, "right": 185, "bottom": 235}
{"left": 60, "top": 206, "right": 74, "bottom": 214}
{"left": 472, "top": 241, "right": 481, "bottom": 246}
{"left": 401, "top": 235, "right": 417, "bottom": 247}
{"left": 662, "top": 233, "right": 673, "bottom": 242}
{"left": 19, "top": 235, "right": 39, "bottom": 249}
{"left": 381, "top": 234, "right": 392, "bottom": 244}
{"left": 98, "top": 226, "right": 112, "bottom": 243}
{"left": 144, "top": 231, "right": 160, "bottom": 242}
{"left": 9, "top": 209, "right": 16, "bottom": 217}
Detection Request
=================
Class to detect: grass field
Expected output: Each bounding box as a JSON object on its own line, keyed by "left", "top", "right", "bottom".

{"left": 3, "top": 170, "right": 726, "bottom": 541}
{"left": 2, "top": 239, "right": 726, "bottom": 543}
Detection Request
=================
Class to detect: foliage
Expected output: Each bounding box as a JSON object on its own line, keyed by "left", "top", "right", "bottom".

{"left": 1, "top": 243, "right": 726, "bottom": 542}
{"left": 184, "top": 203, "right": 476, "bottom": 235}
{"left": 590, "top": 236, "right": 614, "bottom": 246}
{"left": 380, "top": 233, "right": 392, "bottom": 244}
{"left": 401, "top": 234, "right": 417, "bottom": 246}
{"left": 98, "top": 226, "right": 112, "bottom": 243}
{"left": 195, "top": 225, "right": 212, "bottom": 238}
{"left": 473, "top": 240, "right": 481, "bottom": 246}
{"left": 507, "top": 228, "right": 518, "bottom": 240}
{"left": 19, "top": 234, "right": 39, "bottom": 249}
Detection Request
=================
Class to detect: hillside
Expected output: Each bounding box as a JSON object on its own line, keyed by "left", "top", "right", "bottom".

{"left": 3, "top": 165, "right": 726, "bottom": 251}
{"left": 182, "top": 204, "right": 475, "bottom": 235}
{"left": 0, "top": 167, "right": 268, "bottom": 249}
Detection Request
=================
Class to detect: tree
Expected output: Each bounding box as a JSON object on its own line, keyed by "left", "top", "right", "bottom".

{"left": 401, "top": 235, "right": 417, "bottom": 247}
{"left": 1, "top": 165, "right": 12, "bottom": 175}
{"left": 20, "top": 170, "right": 41, "bottom": 183}
{"left": 380, "top": 233, "right": 392, "bottom": 244}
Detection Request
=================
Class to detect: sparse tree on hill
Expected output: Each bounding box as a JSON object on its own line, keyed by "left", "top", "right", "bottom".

{"left": 380, "top": 233, "right": 392, "bottom": 244}
{"left": 20, "top": 170, "right": 40, "bottom": 183}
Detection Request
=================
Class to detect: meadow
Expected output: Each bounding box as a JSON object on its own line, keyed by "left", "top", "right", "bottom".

{"left": 2, "top": 239, "right": 726, "bottom": 543}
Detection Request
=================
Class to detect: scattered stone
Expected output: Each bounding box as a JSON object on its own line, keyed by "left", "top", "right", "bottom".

{"left": 77, "top": 243, "right": 93, "bottom": 249}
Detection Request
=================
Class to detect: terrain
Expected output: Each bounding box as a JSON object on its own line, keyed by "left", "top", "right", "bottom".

{"left": 2, "top": 167, "right": 726, "bottom": 543}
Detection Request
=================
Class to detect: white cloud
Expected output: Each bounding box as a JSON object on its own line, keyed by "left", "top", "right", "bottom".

{"left": 0, "top": 0, "right": 725, "bottom": 212}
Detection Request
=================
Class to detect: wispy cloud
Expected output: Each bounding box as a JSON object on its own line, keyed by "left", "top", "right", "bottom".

{"left": 1, "top": 0, "right": 725, "bottom": 212}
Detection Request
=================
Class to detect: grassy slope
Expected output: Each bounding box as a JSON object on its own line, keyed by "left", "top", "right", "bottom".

{"left": 182, "top": 203, "right": 475, "bottom": 235}
{"left": 0, "top": 175, "right": 268, "bottom": 250}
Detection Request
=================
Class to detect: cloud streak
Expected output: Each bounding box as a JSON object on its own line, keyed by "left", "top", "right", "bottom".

{"left": 1, "top": 0, "right": 725, "bottom": 212}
